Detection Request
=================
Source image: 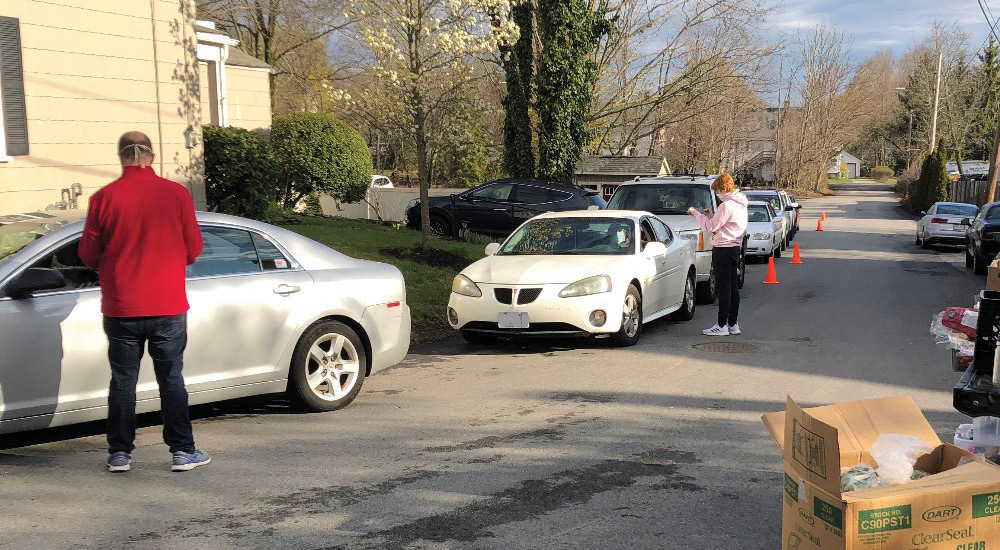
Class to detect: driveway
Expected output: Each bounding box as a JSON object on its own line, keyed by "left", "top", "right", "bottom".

{"left": 0, "top": 187, "right": 982, "bottom": 549}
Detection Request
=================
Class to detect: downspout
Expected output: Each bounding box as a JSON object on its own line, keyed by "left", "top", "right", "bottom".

{"left": 219, "top": 44, "right": 229, "bottom": 126}
{"left": 148, "top": 0, "right": 165, "bottom": 173}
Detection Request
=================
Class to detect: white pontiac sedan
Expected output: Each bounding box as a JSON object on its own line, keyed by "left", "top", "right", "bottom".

{"left": 746, "top": 201, "right": 785, "bottom": 259}
{"left": 447, "top": 211, "right": 697, "bottom": 346}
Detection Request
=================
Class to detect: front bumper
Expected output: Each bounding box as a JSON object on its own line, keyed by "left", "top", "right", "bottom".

{"left": 448, "top": 284, "right": 624, "bottom": 337}
{"left": 694, "top": 250, "right": 712, "bottom": 282}
{"left": 746, "top": 238, "right": 774, "bottom": 256}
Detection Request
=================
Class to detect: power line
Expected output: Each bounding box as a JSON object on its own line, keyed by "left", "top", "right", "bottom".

{"left": 979, "top": 0, "right": 1000, "bottom": 46}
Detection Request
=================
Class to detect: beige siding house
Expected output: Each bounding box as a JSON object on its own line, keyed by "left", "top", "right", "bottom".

{"left": 0, "top": 1, "right": 272, "bottom": 216}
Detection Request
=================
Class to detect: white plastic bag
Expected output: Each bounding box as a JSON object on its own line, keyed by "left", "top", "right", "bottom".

{"left": 930, "top": 312, "right": 976, "bottom": 355}
{"left": 870, "top": 434, "right": 934, "bottom": 486}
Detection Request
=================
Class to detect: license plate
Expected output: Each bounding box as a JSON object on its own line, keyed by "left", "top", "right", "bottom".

{"left": 953, "top": 224, "right": 963, "bottom": 231}
{"left": 498, "top": 312, "right": 530, "bottom": 329}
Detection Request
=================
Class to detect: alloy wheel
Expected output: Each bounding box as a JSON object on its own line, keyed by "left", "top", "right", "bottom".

{"left": 304, "top": 333, "right": 361, "bottom": 402}
{"left": 622, "top": 294, "right": 640, "bottom": 338}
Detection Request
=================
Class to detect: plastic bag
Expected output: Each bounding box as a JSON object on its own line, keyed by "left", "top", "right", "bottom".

{"left": 870, "top": 434, "right": 934, "bottom": 486}
{"left": 931, "top": 312, "right": 976, "bottom": 355}
{"left": 841, "top": 463, "right": 879, "bottom": 492}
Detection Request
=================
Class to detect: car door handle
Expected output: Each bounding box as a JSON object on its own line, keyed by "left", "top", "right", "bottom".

{"left": 273, "top": 284, "right": 301, "bottom": 296}
{"left": 494, "top": 208, "right": 507, "bottom": 212}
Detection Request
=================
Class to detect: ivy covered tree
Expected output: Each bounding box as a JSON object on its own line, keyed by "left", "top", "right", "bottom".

{"left": 535, "top": 0, "right": 611, "bottom": 184}
{"left": 500, "top": 2, "right": 536, "bottom": 179}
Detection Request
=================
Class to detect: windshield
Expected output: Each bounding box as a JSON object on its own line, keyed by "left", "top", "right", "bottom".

{"left": 0, "top": 220, "right": 70, "bottom": 263}
{"left": 499, "top": 217, "right": 634, "bottom": 256}
{"left": 748, "top": 205, "right": 771, "bottom": 223}
{"left": 937, "top": 204, "right": 978, "bottom": 217}
{"left": 745, "top": 193, "right": 781, "bottom": 213}
{"left": 607, "top": 184, "right": 713, "bottom": 215}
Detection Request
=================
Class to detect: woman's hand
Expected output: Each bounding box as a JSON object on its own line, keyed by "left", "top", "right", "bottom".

{"left": 687, "top": 206, "right": 698, "bottom": 216}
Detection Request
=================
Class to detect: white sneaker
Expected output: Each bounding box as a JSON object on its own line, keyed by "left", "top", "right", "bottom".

{"left": 702, "top": 324, "right": 729, "bottom": 336}
{"left": 728, "top": 323, "right": 741, "bottom": 335}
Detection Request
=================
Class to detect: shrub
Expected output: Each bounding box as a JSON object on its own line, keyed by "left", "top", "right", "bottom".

{"left": 270, "top": 113, "right": 373, "bottom": 209}
{"left": 912, "top": 150, "right": 949, "bottom": 212}
{"left": 872, "top": 166, "right": 893, "bottom": 183}
{"left": 203, "top": 125, "right": 276, "bottom": 220}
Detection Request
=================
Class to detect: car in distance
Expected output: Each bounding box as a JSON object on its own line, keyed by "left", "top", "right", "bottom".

{"left": 917, "top": 201, "right": 977, "bottom": 248}
{"left": 743, "top": 189, "right": 794, "bottom": 247}
{"left": 447, "top": 211, "right": 697, "bottom": 347}
{"left": 0, "top": 211, "right": 411, "bottom": 435}
{"left": 965, "top": 201, "right": 1000, "bottom": 274}
{"left": 404, "top": 179, "right": 606, "bottom": 238}
{"left": 745, "top": 201, "right": 784, "bottom": 259}
{"left": 605, "top": 176, "right": 746, "bottom": 304}
{"left": 371, "top": 175, "right": 394, "bottom": 188}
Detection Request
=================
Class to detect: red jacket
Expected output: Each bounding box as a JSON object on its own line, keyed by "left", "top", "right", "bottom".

{"left": 78, "top": 166, "right": 203, "bottom": 317}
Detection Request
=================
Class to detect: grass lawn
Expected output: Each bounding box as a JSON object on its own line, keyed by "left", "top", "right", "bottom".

{"left": 827, "top": 177, "right": 853, "bottom": 184}
{"left": 281, "top": 216, "right": 487, "bottom": 345}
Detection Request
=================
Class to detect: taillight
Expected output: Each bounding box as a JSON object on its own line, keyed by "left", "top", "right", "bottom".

{"left": 387, "top": 301, "right": 401, "bottom": 308}
{"left": 697, "top": 232, "right": 704, "bottom": 251}
{"left": 931, "top": 218, "right": 948, "bottom": 224}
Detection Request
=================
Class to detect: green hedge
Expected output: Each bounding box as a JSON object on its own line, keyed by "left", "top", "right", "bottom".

{"left": 872, "top": 166, "right": 893, "bottom": 183}
{"left": 203, "top": 125, "right": 276, "bottom": 220}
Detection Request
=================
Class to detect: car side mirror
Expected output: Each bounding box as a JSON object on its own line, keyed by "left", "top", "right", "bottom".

{"left": 485, "top": 243, "right": 500, "bottom": 256}
{"left": 643, "top": 241, "right": 667, "bottom": 256}
{"left": 791, "top": 203, "right": 801, "bottom": 209}
{"left": 962, "top": 218, "right": 971, "bottom": 226}
{"left": 784, "top": 205, "right": 794, "bottom": 212}
{"left": 4, "top": 268, "right": 66, "bottom": 299}
{"left": 920, "top": 211, "right": 926, "bottom": 216}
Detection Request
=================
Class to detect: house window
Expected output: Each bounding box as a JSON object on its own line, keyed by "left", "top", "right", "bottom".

{"left": 0, "top": 16, "right": 28, "bottom": 159}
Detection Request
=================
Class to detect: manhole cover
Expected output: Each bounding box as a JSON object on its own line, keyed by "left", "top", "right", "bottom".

{"left": 692, "top": 342, "right": 760, "bottom": 353}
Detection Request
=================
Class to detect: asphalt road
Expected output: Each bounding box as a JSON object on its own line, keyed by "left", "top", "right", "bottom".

{"left": 0, "top": 187, "right": 985, "bottom": 549}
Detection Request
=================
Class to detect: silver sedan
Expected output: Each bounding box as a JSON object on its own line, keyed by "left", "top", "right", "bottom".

{"left": 0, "top": 211, "right": 411, "bottom": 435}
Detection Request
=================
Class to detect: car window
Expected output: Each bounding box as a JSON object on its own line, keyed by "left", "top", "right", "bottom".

{"left": 469, "top": 183, "right": 514, "bottom": 202}
{"left": 607, "top": 184, "right": 713, "bottom": 214}
{"left": 514, "top": 185, "right": 552, "bottom": 204}
{"left": 18, "top": 237, "right": 100, "bottom": 292}
{"left": 937, "top": 204, "right": 978, "bottom": 217}
{"left": 748, "top": 205, "right": 770, "bottom": 223}
{"left": 588, "top": 194, "right": 608, "bottom": 208}
{"left": 986, "top": 207, "right": 1000, "bottom": 221}
{"left": 251, "top": 233, "right": 292, "bottom": 271}
{"left": 650, "top": 218, "right": 672, "bottom": 244}
{"left": 639, "top": 219, "right": 656, "bottom": 249}
{"left": 745, "top": 193, "right": 780, "bottom": 213}
{"left": 498, "top": 217, "right": 634, "bottom": 256}
{"left": 188, "top": 226, "right": 261, "bottom": 278}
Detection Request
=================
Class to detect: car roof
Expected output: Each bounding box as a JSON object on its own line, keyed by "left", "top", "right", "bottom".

{"left": 747, "top": 201, "right": 770, "bottom": 207}
{"left": 617, "top": 175, "right": 717, "bottom": 186}
{"left": 483, "top": 178, "right": 584, "bottom": 191}
{"left": 532, "top": 209, "right": 652, "bottom": 222}
{"left": 934, "top": 202, "right": 977, "bottom": 207}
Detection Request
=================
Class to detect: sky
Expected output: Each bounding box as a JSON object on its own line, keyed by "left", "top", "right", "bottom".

{"left": 769, "top": 0, "right": 998, "bottom": 60}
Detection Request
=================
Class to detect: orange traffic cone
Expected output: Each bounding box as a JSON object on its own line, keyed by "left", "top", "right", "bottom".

{"left": 796, "top": 212, "right": 801, "bottom": 225}
{"left": 764, "top": 256, "right": 780, "bottom": 284}
{"left": 821, "top": 211, "right": 827, "bottom": 221}
{"left": 817, "top": 218, "right": 824, "bottom": 231}
{"left": 791, "top": 243, "right": 803, "bottom": 265}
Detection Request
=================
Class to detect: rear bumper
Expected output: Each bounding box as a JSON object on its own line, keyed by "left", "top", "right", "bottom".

{"left": 362, "top": 302, "right": 411, "bottom": 375}
{"left": 925, "top": 227, "right": 966, "bottom": 243}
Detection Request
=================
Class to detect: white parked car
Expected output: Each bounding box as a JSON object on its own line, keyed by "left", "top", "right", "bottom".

{"left": 0, "top": 211, "right": 411, "bottom": 435}
{"left": 447, "top": 211, "right": 697, "bottom": 347}
{"left": 606, "top": 176, "right": 746, "bottom": 304}
{"left": 744, "top": 189, "right": 792, "bottom": 249}
{"left": 745, "top": 201, "right": 784, "bottom": 259}
{"left": 917, "top": 202, "right": 978, "bottom": 248}
{"left": 371, "top": 175, "right": 394, "bottom": 188}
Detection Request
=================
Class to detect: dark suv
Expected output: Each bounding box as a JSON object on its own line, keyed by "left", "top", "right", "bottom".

{"left": 966, "top": 201, "right": 1000, "bottom": 274}
{"left": 405, "top": 179, "right": 605, "bottom": 238}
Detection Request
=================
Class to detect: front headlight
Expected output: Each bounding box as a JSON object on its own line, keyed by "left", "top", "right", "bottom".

{"left": 407, "top": 198, "right": 420, "bottom": 209}
{"left": 678, "top": 230, "right": 703, "bottom": 251}
{"left": 452, "top": 274, "right": 482, "bottom": 297}
{"left": 752, "top": 232, "right": 772, "bottom": 240}
{"left": 559, "top": 275, "right": 612, "bottom": 298}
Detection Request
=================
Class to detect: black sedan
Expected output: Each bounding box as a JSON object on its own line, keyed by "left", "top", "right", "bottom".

{"left": 966, "top": 201, "right": 1000, "bottom": 274}
{"left": 405, "top": 179, "right": 606, "bottom": 238}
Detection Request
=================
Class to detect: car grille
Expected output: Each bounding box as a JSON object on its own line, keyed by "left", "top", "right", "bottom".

{"left": 494, "top": 288, "right": 513, "bottom": 304}
{"left": 463, "top": 321, "right": 583, "bottom": 334}
{"left": 493, "top": 287, "right": 543, "bottom": 305}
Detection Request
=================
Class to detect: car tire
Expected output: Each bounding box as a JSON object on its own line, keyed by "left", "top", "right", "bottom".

{"left": 736, "top": 247, "right": 746, "bottom": 289}
{"left": 774, "top": 243, "right": 782, "bottom": 258}
{"left": 430, "top": 214, "right": 451, "bottom": 238}
{"left": 781, "top": 236, "right": 787, "bottom": 251}
{"left": 967, "top": 244, "right": 975, "bottom": 268}
{"left": 916, "top": 233, "right": 923, "bottom": 246}
{"left": 288, "top": 320, "right": 366, "bottom": 412}
{"left": 974, "top": 246, "right": 989, "bottom": 275}
{"left": 696, "top": 266, "right": 717, "bottom": 305}
{"left": 461, "top": 330, "right": 498, "bottom": 345}
{"left": 612, "top": 284, "right": 643, "bottom": 347}
{"left": 671, "top": 272, "right": 697, "bottom": 322}
{"left": 920, "top": 232, "right": 930, "bottom": 249}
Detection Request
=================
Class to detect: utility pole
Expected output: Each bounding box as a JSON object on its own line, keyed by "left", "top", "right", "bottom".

{"left": 774, "top": 56, "right": 784, "bottom": 187}
{"left": 930, "top": 51, "right": 943, "bottom": 153}
{"left": 987, "top": 113, "right": 1000, "bottom": 203}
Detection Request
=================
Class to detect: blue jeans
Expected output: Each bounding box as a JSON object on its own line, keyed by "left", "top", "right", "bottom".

{"left": 104, "top": 314, "right": 195, "bottom": 454}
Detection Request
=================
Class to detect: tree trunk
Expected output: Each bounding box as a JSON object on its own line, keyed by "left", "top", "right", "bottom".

{"left": 414, "top": 105, "right": 433, "bottom": 250}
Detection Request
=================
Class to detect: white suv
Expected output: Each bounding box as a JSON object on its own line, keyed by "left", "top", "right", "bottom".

{"left": 606, "top": 176, "right": 746, "bottom": 303}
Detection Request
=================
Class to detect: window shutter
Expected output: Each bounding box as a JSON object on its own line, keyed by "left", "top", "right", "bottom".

{"left": 0, "top": 17, "right": 28, "bottom": 156}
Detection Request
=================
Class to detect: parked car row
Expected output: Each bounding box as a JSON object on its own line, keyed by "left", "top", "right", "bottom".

{"left": 912, "top": 201, "right": 1000, "bottom": 276}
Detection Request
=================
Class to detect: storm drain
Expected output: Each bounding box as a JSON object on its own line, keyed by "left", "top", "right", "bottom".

{"left": 692, "top": 342, "right": 760, "bottom": 353}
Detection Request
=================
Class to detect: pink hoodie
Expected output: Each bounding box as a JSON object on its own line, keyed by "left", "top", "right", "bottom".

{"left": 691, "top": 191, "right": 749, "bottom": 248}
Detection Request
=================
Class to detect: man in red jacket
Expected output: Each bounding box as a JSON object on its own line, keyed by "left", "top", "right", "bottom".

{"left": 79, "top": 131, "right": 209, "bottom": 473}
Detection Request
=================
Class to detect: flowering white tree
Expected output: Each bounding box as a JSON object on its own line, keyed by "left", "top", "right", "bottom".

{"left": 352, "top": 0, "right": 516, "bottom": 249}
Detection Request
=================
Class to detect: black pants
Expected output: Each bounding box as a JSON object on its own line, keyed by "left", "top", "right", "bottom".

{"left": 104, "top": 314, "right": 195, "bottom": 454}
{"left": 712, "top": 246, "right": 741, "bottom": 327}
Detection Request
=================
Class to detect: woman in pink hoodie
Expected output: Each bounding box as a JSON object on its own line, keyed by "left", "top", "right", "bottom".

{"left": 687, "top": 173, "right": 748, "bottom": 336}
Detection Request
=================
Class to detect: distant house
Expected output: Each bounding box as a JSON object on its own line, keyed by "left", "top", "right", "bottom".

{"left": 0, "top": 2, "right": 271, "bottom": 216}
{"left": 574, "top": 155, "right": 670, "bottom": 201}
{"left": 829, "top": 151, "right": 861, "bottom": 179}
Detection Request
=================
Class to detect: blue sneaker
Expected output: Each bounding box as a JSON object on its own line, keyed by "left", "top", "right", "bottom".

{"left": 107, "top": 452, "right": 131, "bottom": 473}
{"left": 171, "top": 449, "right": 211, "bottom": 472}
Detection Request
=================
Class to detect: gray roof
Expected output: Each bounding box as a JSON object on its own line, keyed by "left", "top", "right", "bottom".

{"left": 575, "top": 155, "right": 666, "bottom": 176}
{"left": 226, "top": 48, "right": 272, "bottom": 70}
{"left": 194, "top": 23, "right": 225, "bottom": 35}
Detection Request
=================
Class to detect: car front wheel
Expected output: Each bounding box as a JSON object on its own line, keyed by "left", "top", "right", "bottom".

{"left": 671, "top": 272, "right": 697, "bottom": 322}
{"left": 973, "top": 245, "right": 989, "bottom": 275}
{"left": 696, "top": 266, "right": 717, "bottom": 304}
{"left": 967, "top": 243, "right": 975, "bottom": 268}
{"left": 288, "top": 320, "right": 366, "bottom": 412}
{"left": 612, "top": 284, "right": 643, "bottom": 347}
{"left": 430, "top": 214, "right": 451, "bottom": 238}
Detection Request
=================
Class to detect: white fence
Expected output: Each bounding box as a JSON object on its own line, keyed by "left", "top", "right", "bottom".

{"left": 318, "top": 188, "right": 466, "bottom": 222}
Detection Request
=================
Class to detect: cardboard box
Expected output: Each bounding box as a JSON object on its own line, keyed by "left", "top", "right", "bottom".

{"left": 988, "top": 258, "right": 1000, "bottom": 291}
{"left": 762, "top": 396, "right": 1000, "bottom": 550}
